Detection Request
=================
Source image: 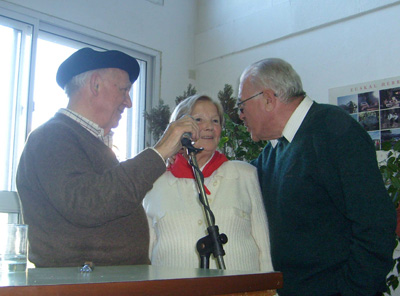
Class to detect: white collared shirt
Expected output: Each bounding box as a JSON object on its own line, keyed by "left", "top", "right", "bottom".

{"left": 58, "top": 108, "right": 168, "bottom": 163}
{"left": 58, "top": 108, "right": 114, "bottom": 149}
{"left": 271, "top": 96, "right": 314, "bottom": 148}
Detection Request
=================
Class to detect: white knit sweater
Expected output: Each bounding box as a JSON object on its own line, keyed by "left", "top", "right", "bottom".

{"left": 142, "top": 160, "right": 273, "bottom": 272}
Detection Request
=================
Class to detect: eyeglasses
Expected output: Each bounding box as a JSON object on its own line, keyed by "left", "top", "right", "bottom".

{"left": 237, "top": 91, "right": 263, "bottom": 114}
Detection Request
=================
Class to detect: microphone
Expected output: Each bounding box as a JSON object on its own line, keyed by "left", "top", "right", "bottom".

{"left": 181, "top": 132, "right": 203, "bottom": 153}
{"left": 181, "top": 132, "right": 193, "bottom": 148}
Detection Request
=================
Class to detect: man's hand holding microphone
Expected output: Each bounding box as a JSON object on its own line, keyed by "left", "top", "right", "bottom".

{"left": 153, "top": 115, "right": 199, "bottom": 162}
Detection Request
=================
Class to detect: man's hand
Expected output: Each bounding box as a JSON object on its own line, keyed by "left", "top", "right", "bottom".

{"left": 154, "top": 115, "right": 199, "bottom": 161}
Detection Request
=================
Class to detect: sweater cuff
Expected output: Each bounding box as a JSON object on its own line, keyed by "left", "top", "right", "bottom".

{"left": 148, "top": 147, "right": 165, "bottom": 163}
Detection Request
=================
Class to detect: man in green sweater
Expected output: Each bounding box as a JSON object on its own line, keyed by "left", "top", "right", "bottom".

{"left": 16, "top": 48, "right": 199, "bottom": 267}
{"left": 237, "top": 58, "right": 396, "bottom": 296}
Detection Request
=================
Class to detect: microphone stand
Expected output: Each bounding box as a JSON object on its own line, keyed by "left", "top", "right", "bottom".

{"left": 182, "top": 138, "right": 228, "bottom": 270}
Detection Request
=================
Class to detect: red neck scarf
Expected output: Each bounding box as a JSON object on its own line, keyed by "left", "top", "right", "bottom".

{"left": 167, "top": 151, "right": 228, "bottom": 194}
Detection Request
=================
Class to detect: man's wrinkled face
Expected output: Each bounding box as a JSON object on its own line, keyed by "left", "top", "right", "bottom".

{"left": 96, "top": 68, "right": 132, "bottom": 134}
{"left": 238, "top": 78, "right": 266, "bottom": 142}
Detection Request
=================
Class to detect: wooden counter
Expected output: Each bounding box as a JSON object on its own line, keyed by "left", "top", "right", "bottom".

{"left": 0, "top": 265, "right": 282, "bottom": 296}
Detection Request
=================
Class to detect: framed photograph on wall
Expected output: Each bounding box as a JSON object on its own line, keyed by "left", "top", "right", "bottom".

{"left": 329, "top": 76, "right": 400, "bottom": 151}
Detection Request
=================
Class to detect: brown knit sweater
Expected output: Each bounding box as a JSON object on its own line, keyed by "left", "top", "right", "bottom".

{"left": 16, "top": 113, "right": 165, "bottom": 267}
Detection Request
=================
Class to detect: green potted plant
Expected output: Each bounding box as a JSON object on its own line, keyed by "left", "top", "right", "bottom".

{"left": 144, "top": 84, "right": 197, "bottom": 144}
{"left": 380, "top": 141, "right": 400, "bottom": 295}
{"left": 216, "top": 84, "right": 266, "bottom": 161}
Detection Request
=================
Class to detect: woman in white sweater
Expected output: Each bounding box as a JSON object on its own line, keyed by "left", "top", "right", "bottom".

{"left": 143, "top": 95, "right": 273, "bottom": 271}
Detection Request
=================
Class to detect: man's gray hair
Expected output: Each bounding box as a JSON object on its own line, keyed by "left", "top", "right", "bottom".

{"left": 240, "top": 58, "right": 306, "bottom": 104}
{"left": 64, "top": 70, "right": 96, "bottom": 98}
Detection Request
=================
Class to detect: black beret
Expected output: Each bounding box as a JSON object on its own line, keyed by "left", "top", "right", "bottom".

{"left": 56, "top": 47, "right": 140, "bottom": 89}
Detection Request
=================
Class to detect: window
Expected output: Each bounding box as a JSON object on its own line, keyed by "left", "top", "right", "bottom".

{"left": 0, "top": 10, "right": 155, "bottom": 194}
{"left": 0, "top": 17, "right": 32, "bottom": 192}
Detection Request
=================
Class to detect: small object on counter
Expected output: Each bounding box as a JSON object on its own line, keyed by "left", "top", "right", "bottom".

{"left": 80, "top": 261, "right": 94, "bottom": 273}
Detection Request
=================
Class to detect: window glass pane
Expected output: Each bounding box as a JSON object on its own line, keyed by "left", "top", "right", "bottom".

{"left": 31, "top": 39, "right": 77, "bottom": 130}
{"left": 0, "top": 19, "right": 32, "bottom": 191}
{"left": 0, "top": 25, "right": 18, "bottom": 190}
{"left": 113, "top": 60, "right": 147, "bottom": 160}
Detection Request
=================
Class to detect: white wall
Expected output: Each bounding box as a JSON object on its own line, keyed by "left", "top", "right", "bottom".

{"left": 195, "top": 0, "right": 400, "bottom": 103}
{"left": 4, "top": 0, "right": 398, "bottom": 108}
{"left": 2, "top": 0, "right": 400, "bottom": 108}
{"left": 0, "top": 0, "right": 197, "bottom": 107}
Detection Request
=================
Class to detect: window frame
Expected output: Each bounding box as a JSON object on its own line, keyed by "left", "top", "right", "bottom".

{"left": 0, "top": 14, "right": 34, "bottom": 192}
{"left": 0, "top": 2, "right": 161, "bottom": 191}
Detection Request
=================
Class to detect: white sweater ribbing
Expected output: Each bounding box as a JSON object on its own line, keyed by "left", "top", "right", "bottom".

{"left": 142, "top": 160, "right": 273, "bottom": 272}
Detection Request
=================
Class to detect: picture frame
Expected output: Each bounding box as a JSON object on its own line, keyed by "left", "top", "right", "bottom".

{"left": 329, "top": 76, "right": 400, "bottom": 152}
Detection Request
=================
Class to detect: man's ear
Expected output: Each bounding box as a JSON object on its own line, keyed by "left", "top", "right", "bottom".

{"left": 90, "top": 72, "right": 101, "bottom": 96}
{"left": 264, "top": 89, "right": 277, "bottom": 112}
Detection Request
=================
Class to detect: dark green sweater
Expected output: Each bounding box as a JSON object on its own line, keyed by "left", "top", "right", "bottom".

{"left": 17, "top": 113, "right": 166, "bottom": 267}
{"left": 252, "top": 102, "right": 396, "bottom": 296}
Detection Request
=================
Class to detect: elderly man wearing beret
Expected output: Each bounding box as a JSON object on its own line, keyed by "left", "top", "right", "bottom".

{"left": 16, "top": 47, "right": 199, "bottom": 268}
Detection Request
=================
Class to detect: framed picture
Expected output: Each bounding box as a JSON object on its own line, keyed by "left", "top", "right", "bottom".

{"left": 329, "top": 76, "right": 400, "bottom": 151}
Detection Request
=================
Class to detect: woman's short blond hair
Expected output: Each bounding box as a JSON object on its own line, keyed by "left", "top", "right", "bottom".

{"left": 170, "top": 94, "right": 224, "bottom": 125}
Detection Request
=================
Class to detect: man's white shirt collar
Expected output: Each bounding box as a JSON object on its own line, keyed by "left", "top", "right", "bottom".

{"left": 271, "top": 96, "right": 314, "bottom": 148}
{"left": 58, "top": 108, "right": 114, "bottom": 148}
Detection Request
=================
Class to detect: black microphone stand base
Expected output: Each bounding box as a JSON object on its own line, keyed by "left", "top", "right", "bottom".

{"left": 196, "top": 225, "right": 228, "bottom": 270}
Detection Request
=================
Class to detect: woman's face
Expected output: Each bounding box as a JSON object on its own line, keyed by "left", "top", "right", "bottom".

{"left": 190, "top": 100, "right": 222, "bottom": 158}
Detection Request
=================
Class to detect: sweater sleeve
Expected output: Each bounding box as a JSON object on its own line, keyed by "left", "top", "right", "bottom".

{"left": 17, "top": 123, "right": 166, "bottom": 227}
